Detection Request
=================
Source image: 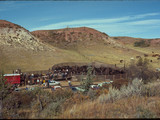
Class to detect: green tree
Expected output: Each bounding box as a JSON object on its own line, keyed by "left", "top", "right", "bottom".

{"left": 81, "top": 65, "right": 94, "bottom": 93}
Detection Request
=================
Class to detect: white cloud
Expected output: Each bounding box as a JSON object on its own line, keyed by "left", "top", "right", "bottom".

{"left": 131, "top": 13, "right": 160, "bottom": 19}
{"left": 31, "top": 12, "right": 160, "bottom": 31}
{"left": 30, "top": 12, "right": 160, "bottom": 38}
{"left": 125, "top": 19, "right": 160, "bottom": 25}
{"left": 31, "top": 17, "right": 130, "bottom": 31}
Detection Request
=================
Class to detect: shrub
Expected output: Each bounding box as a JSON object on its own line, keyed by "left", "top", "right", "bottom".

{"left": 63, "top": 92, "right": 89, "bottom": 111}
{"left": 134, "top": 40, "right": 150, "bottom": 47}
{"left": 4, "top": 91, "right": 33, "bottom": 110}
{"left": 127, "top": 58, "right": 157, "bottom": 83}
{"left": 141, "top": 82, "right": 160, "bottom": 97}
{"left": 136, "top": 106, "right": 157, "bottom": 118}
{"left": 121, "top": 78, "right": 143, "bottom": 97}
{"left": 3, "top": 91, "right": 35, "bottom": 119}
{"left": 40, "top": 100, "right": 63, "bottom": 118}
{"left": 98, "top": 78, "right": 160, "bottom": 104}
{"left": 52, "top": 88, "right": 73, "bottom": 102}
{"left": 98, "top": 94, "right": 108, "bottom": 103}
{"left": 96, "top": 88, "right": 109, "bottom": 96}
{"left": 98, "top": 78, "right": 143, "bottom": 103}
{"left": 0, "top": 71, "right": 12, "bottom": 100}
{"left": 87, "top": 88, "right": 97, "bottom": 101}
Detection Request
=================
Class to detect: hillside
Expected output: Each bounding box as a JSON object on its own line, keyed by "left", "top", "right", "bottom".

{"left": 32, "top": 27, "right": 160, "bottom": 69}
{"left": 31, "top": 27, "right": 123, "bottom": 49}
{"left": 111, "top": 36, "right": 160, "bottom": 47}
{"left": 0, "top": 20, "right": 160, "bottom": 73}
{"left": 0, "top": 20, "right": 89, "bottom": 73}
{"left": 0, "top": 20, "right": 54, "bottom": 51}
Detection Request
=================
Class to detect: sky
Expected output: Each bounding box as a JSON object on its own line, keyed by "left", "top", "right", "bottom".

{"left": 0, "top": 0, "right": 160, "bottom": 38}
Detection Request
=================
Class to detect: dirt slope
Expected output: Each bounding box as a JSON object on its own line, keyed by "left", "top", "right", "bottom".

{"left": 0, "top": 20, "right": 55, "bottom": 51}
{"left": 31, "top": 27, "right": 123, "bottom": 49}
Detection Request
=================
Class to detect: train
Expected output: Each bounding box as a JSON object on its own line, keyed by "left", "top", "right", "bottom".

{"left": 4, "top": 74, "right": 21, "bottom": 86}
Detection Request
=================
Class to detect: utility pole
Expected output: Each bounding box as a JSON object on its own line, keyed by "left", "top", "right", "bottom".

{"left": 124, "top": 60, "right": 126, "bottom": 70}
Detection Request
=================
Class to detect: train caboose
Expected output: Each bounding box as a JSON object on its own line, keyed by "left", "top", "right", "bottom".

{"left": 4, "top": 74, "right": 21, "bottom": 86}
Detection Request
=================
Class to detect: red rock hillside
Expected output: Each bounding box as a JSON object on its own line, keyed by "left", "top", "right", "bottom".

{"left": 31, "top": 27, "right": 122, "bottom": 49}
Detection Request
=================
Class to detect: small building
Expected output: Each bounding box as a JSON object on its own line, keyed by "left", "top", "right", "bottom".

{"left": 4, "top": 74, "right": 21, "bottom": 85}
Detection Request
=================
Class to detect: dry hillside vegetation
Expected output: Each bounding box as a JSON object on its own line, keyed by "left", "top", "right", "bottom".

{"left": 2, "top": 78, "right": 160, "bottom": 119}
{"left": 60, "top": 79, "right": 160, "bottom": 119}
{"left": 112, "top": 36, "right": 160, "bottom": 47}
{"left": 0, "top": 20, "right": 88, "bottom": 73}
{"left": 31, "top": 27, "right": 124, "bottom": 49}
{"left": 0, "top": 20, "right": 160, "bottom": 73}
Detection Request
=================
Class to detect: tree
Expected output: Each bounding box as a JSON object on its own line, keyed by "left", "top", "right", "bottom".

{"left": 134, "top": 40, "right": 150, "bottom": 47}
{"left": 127, "top": 58, "right": 156, "bottom": 83}
{"left": 0, "top": 71, "right": 12, "bottom": 119}
{"left": 143, "top": 58, "right": 149, "bottom": 68}
{"left": 137, "top": 57, "right": 143, "bottom": 66}
{"left": 81, "top": 66, "right": 94, "bottom": 93}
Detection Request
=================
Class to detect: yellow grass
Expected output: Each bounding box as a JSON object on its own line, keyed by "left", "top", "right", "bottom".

{"left": 60, "top": 96, "right": 160, "bottom": 118}
{"left": 1, "top": 41, "right": 160, "bottom": 73}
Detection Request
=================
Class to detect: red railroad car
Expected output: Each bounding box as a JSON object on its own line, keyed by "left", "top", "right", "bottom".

{"left": 4, "top": 74, "right": 20, "bottom": 85}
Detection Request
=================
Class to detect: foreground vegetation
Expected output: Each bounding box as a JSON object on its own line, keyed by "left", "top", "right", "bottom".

{"left": 0, "top": 59, "right": 160, "bottom": 119}
{"left": 0, "top": 78, "right": 160, "bottom": 119}
{"left": 61, "top": 79, "right": 160, "bottom": 118}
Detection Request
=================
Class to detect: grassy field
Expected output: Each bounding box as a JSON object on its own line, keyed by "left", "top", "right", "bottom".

{"left": 0, "top": 39, "right": 160, "bottom": 73}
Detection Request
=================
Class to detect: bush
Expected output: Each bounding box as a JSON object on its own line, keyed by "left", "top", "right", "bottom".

{"left": 63, "top": 92, "right": 89, "bottom": 111}
{"left": 98, "top": 78, "right": 143, "bottom": 103}
{"left": 141, "top": 82, "right": 160, "bottom": 97}
{"left": 127, "top": 58, "right": 157, "bottom": 83}
{"left": 52, "top": 88, "right": 73, "bottom": 102}
{"left": 134, "top": 40, "right": 150, "bottom": 47}
{"left": 136, "top": 106, "right": 157, "bottom": 118}
{"left": 40, "top": 100, "right": 63, "bottom": 118}
{"left": 4, "top": 91, "right": 34, "bottom": 110}
{"left": 97, "top": 94, "right": 108, "bottom": 103}
{"left": 98, "top": 78, "right": 160, "bottom": 104}
{"left": 87, "top": 89, "right": 97, "bottom": 101}
{"left": 3, "top": 91, "right": 35, "bottom": 119}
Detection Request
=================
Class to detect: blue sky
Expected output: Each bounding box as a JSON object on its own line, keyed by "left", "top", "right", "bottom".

{"left": 0, "top": 1, "right": 160, "bottom": 38}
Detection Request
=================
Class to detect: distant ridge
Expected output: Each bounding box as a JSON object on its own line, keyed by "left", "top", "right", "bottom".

{"left": 31, "top": 27, "right": 123, "bottom": 49}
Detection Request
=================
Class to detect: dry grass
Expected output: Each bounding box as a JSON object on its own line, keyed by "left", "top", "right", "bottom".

{"left": 60, "top": 95, "right": 160, "bottom": 119}
{"left": 59, "top": 80, "right": 160, "bottom": 119}
{"left": 1, "top": 39, "right": 160, "bottom": 73}
{"left": 0, "top": 46, "right": 90, "bottom": 73}
{"left": 3, "top": 78, "right": 160, "bottom": 119}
